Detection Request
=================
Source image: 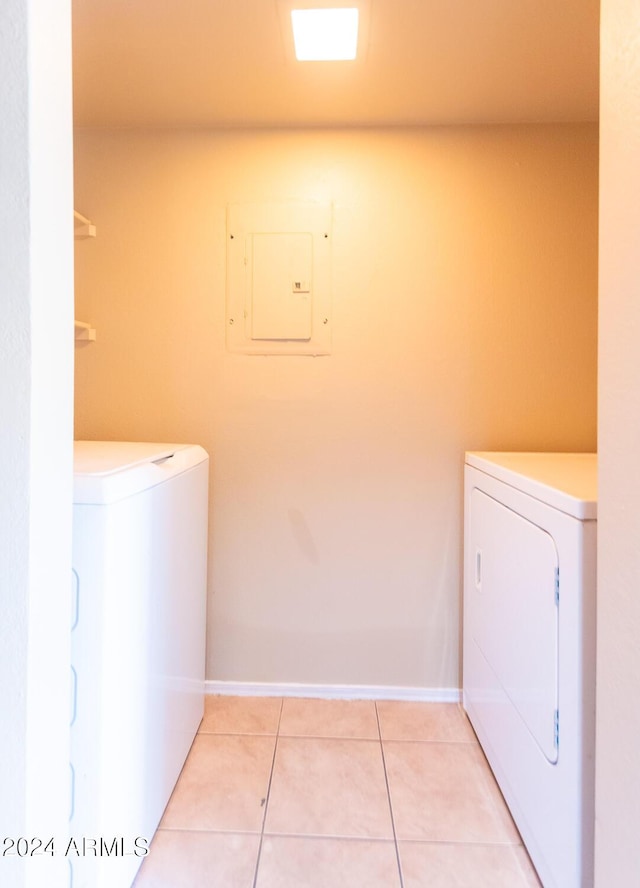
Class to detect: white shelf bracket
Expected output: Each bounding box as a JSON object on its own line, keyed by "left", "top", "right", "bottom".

{"left": 74, "top": 210, "right": 97, "bottom": 239}
{"left": 74, "top": 320, "right": 96, "bottom": 342}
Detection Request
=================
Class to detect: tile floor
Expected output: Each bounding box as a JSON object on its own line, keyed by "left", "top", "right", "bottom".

{"left": 134, "top": 696, "right": 542, "bottom": 887}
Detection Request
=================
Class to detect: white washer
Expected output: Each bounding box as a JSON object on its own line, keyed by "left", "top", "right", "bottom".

{"left": 463, "top": 452, "right": 596, "bottom": 888}
{"left": 70, "top": 441, "right": 209, "bottom": 888}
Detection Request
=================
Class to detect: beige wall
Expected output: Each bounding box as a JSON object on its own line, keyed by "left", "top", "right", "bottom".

{"left": 74, "top": 124, "right": 597, "bottom": 690}
{"left": 596, "top": 0, "right": 640, "bottom": 881}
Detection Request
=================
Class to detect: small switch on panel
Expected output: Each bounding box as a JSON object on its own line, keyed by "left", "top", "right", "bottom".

{"left": 292, "top": 280, "right": 310, "bottom": 293}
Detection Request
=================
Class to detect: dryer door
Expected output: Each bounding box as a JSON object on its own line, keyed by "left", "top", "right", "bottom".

{"left": 470, "top": 488, "right": 559, "bottom": 764}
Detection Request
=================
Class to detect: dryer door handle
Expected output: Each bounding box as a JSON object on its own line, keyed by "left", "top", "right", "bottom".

{"left": 475, "top": 549, "right": 482, "bottom": 590}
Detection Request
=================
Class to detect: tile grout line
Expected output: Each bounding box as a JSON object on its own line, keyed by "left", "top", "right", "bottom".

{"left": 252, "top": 697, "right": 285, "bottom": 888}
{"left": 375, "top": 702, "right": 405, "bottom": 888}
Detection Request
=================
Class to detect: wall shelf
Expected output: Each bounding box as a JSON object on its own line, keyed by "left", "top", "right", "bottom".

{"left": 74, "top": 210, "right": 96, "bottom": 342}
{"left": 75, "top": 320, "right": 96, "bottom": 342}
{"left": 74, "top": 210, "right": 96, "bottom": 239}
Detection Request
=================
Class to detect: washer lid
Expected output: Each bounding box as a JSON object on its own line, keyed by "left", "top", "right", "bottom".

{"left": 74, "top": 440, "right": 208, "bottom": 504}
{"left": 465, "top": 451, "right": 597, "bottom": 519}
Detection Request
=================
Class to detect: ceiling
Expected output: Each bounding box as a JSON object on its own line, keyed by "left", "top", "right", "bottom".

{"left": 72, "top": 0, "right": 599, "bottom": 129}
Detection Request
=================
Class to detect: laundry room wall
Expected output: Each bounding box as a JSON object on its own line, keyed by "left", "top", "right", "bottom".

{"left": 73, "top": 124, "right": 598, "bottom": 692}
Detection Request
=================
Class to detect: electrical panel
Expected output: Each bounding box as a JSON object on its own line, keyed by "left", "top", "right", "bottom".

{"left": 226, "top": 202, "right": 332, "bottom": 355}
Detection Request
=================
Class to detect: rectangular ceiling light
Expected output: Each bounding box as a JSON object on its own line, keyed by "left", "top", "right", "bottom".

{"left": 291, "top": 7, "right": 359, "bottom": 61}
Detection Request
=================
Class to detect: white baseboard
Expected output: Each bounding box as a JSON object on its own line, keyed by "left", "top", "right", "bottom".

{"left": 205, "top": 680, "right": 461, "bottom": 703}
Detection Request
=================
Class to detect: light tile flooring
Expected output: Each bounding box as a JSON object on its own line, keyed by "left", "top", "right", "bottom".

{"left": 134, "top": 697, "right": 542, "bottom": 887}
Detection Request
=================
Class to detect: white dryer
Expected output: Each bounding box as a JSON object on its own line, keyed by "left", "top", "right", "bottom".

{"left": 463, "top": 452, "right": 596, "bottom": 888}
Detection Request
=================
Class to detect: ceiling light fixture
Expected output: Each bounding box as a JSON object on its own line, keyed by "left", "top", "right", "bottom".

{"left": 291, "top": 7, "right": 359, "bottom": 61}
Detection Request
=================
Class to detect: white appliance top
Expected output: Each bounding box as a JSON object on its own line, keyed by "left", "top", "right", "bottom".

{"left": 465, "top": 451, "right": 597, "bottom": 519}
{"left": 74, "top": 441, "right": 208, "bottom": 505}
